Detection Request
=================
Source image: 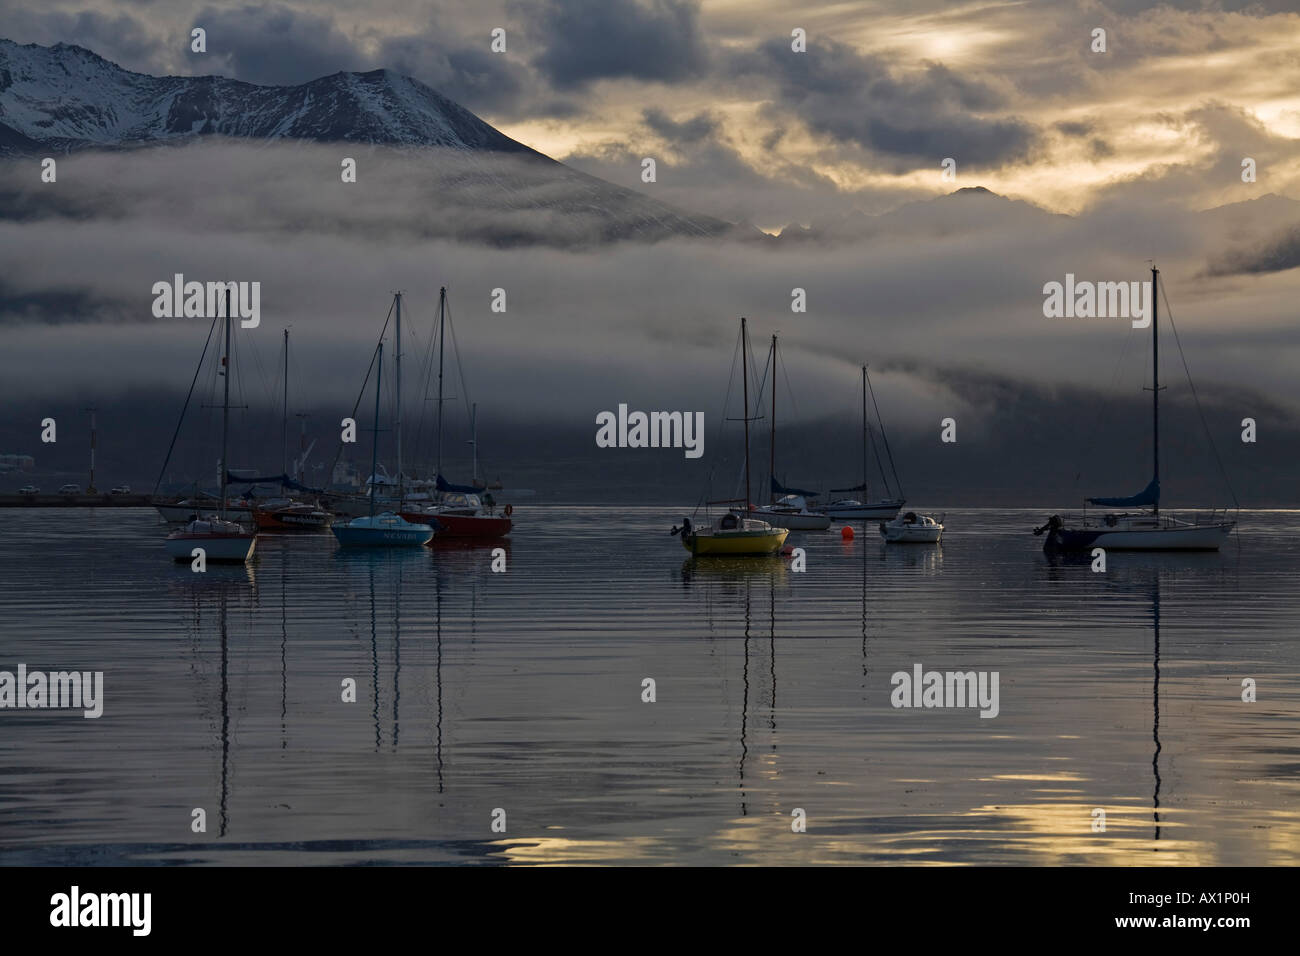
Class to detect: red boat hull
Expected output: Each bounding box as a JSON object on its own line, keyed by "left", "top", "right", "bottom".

{"left": 254, "top": 509, "right": 332, "bottom": 531}
{"left": 400, "top": 511, "right": 512, "bottom": 538}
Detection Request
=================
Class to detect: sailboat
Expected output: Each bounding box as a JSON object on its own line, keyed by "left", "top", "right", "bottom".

{"left": 671, "top": 318, "right": 790, "bottom": 556}
{"left": 819, "top": 366, "right": 906, "bottom": 520}
{"left": 398, "top": 287, "right": 512, "bottom": 538}
{"left": 1034, "top": 266, "right": 1235, "bottom": 552}
{"left": 332, "top": 341, "right": 435, "bottom": 548}
{"left": 250, "top": 329, "right": 332, "bottom": 530}
{"left": 165, "top": 292, "right": 258, "bottom": 563}
{"left": 751, "top": 334, "right": 832, "bottom": 531}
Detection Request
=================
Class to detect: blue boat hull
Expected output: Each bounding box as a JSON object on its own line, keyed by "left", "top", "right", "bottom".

{"left": 332, "top": 526, "right": 432, "bottom": 547}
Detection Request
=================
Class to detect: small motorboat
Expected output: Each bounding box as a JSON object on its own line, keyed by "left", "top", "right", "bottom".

{"left": 879, "top": 511, "right": 943, "bottom": 543}
{"left": 166, "top": 515, "right": 257, "bottom": 562}
{"left": 332, "top": 512, "right": 433, "bottom": 548}
{"left": 673, "top": 512, "right": 789, "bottom": 556}
{"left": 752, "top": 494, "right": 831, "bottom": 531}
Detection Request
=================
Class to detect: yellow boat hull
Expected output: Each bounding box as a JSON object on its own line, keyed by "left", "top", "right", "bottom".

{"left": 682, "top": 527, "right": 789, "bottom": 556}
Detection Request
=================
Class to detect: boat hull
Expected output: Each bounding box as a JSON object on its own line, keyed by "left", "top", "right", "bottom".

{"left": 165, "top": 532, "right": 257, "bottom": 563}
{"left": 820, "top": 500, "right": 905, "bottom": 520}
{"left": 332, "top": 526, "right": 433, "bottom": 547}
{"left": 880, "top": 525, "right": 942, "bottom": 543}
{"left": 401, "top": 511, "right": 512, "bottom": 538}
{"left": 254, "top": 508, "right": 333, "bottom": 531}
{"left": 682, "top": 528, "right": 789, "bottom": 556}
{"left": 1044, "top": 523, "right": 1233, "bottom": 552}
{"left": 332, "top": 513, "right": 434, "bottom": 548}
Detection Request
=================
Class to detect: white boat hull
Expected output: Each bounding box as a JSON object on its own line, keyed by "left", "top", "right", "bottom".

{"left": 821, "top": 500, "right": 905, "bottom": 520}
{"left": 165, "top": 532, "right": 257, "bottom": 562}
{"left": 1042, "top": 515, "right": 1235, "bottom": 552}
{"left": 1057, "top": 525, "right": 1232, "bottom": 551}
{"left": 880, "top": 525, "right": 942, "bottom": 543}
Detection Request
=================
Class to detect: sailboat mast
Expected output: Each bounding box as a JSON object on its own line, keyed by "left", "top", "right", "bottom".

{"left": 436, "top": 286, "right": 446, "bottom": 480}
{"left": 470, "top": 402, "right": 478, "bottom": 483}
{"left": 281, "top": 328, "right": 289, "bottom": 479}
{"left": 220, "top": 291, "right": 232, "bottom": 522}
{"left": 395, "top": 291, "right": 402, "bottom": 500}
{"left": 861, "top": 366, "right": 868, "bottom": 502}
{"left": 770, "top": 334, "right": 777, "bottom": 504}
{"left": 370, "top": 343, "right": 383, "bottom": 519}
{"left": 1151, "top": 266, "right": 1160, "bottom": 516}
{"left": 742, "top": 317, "right": 751, "bottom": 510}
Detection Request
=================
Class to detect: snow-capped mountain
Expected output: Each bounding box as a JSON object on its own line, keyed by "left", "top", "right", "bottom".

{"left": 0, "top": 38, "right": 541, "bottom": 154}
{"left": 0, "top": 38, "right": 736, "bottom": 243}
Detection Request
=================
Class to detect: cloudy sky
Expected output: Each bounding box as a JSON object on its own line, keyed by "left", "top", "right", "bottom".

{"left": 4, "top": 0, "right": 1300, "bottom": 223}
{"left": 1, "top": 1, "right": 1298, "bottom": 502}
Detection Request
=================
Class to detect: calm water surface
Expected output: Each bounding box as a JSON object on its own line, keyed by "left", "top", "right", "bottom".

{"left": 1, "top": 506, "right": 1297, "bottom": 865}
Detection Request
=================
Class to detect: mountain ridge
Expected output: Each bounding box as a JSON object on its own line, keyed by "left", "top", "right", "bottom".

{"left": 0, "top": 38, "right": 546, "bottom": 155}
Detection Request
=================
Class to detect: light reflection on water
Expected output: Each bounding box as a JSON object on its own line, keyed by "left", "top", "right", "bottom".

{"left": 0, "top": 506, "right": 1297, "bottom": 865}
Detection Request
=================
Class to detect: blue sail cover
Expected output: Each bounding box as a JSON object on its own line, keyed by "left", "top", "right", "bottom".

{"left": 771, "top": 476, "right": 820, "bottom": 498}
{"left": 436, "top": 474, "right": 480, "bottom": 494}
{"left": 1088, "top": 477, "right": 1159, "bottom": 508}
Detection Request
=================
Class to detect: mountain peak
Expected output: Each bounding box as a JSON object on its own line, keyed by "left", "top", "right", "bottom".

{"left": 0, "top": 37, "right": 538, "bottom": 155}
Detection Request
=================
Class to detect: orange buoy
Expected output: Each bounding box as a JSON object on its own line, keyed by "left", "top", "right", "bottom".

{"left": 841, "top": 525, "right": 854, "bottom": 540}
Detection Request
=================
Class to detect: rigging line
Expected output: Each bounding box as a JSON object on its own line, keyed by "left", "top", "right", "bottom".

{"left": 413, "top": 299, "right": 442, "bottom": 475}
{"left": 445, "top": 292, "right": 475, "bottom": 437}
{"left": 324, "top": 299, "right": 395, "bottom": 491}
{"left": 695, "top": 323, "right": 743, "bottom": 519}
{"left": 865, "top": 366, "right": 903, "bottom": 499}
{"left": 153, "top": 312, "right": 221, "bottom": 495}
{"left": 866, "top": 411, "right": 891, "bottom": 497}
{"left": 244, "top": 321, "right": 278, "bottom": 431}
{"left": 779, "top": 347, "right": 799, "bottom": 422}
{"left": 1160, "top": 280, "right": 1240, "bottom": 512}
{"left": 731, "top": 325, "right": 769, "bottom": 500}
{"left": 401, "top": 304, "right": 430, "bottom": 474}
{"left": 750, "top": 342, "right": 774, "bottom": 489}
